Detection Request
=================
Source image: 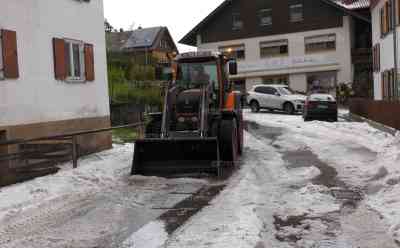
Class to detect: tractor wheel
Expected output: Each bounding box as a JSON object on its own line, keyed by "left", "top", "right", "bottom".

{"left": 220, "top": 119, "right": 238, "bottom": 163}
{"left": 237, "top": 119, "right": 244, "bottom": 155}
{"left": 145, "top": 120, "right": 161, "bottom": 138}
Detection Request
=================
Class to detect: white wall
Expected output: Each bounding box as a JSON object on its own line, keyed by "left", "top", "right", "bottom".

{"left": 198, "top": 16, "right": 353, "bottom": 92}
{"left": 371, "top": 0, "right": 399, "bottom": 100}
{"left": 0, "top": 0, "right": 110, "bottom": 127}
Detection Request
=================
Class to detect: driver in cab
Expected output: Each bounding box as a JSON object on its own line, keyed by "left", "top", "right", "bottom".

{"left": 191, "top": 66, "right": 210, "bottom": 86}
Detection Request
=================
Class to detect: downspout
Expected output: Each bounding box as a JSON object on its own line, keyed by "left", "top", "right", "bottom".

{"left": 393, "top": 0, "right": 399, "bottom": 100}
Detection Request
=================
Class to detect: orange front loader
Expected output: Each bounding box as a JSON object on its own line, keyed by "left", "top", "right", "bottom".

{"left": 131, "top": 51, "right": 243, "bottom": 176}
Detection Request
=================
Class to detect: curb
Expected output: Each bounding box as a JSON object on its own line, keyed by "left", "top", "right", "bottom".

{"left": 348, "top": 113, "right": 398, "bottom": 136}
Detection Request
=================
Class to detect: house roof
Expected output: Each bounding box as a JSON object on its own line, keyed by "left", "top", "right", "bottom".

{"left": 107, "top": 26, "right": 178, "bottom": 53}
{"left": 179, "top": 0, "right": 370, "bottom": 46}
{"left": 106, "top": 31, "right": 133, "bottom": 52}
{"left": 123, "top": 26, "right": 163, "bottom": 49}
{"left": 330, "top": 0, "right": 370, "bottom": 10}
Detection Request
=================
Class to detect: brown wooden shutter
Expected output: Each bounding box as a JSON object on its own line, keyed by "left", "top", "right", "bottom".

{"left": 381, "top": 8, "right": 384, "bottom": 36}
{"left": 378, "top": 44, "right": 381, "bottom": 71}
{"left": 373, "top": 46, "right": 376, "bottom": 72}
{"left": 84, "top": 44, "right": 94, "bottom": 82}
{"left": 389, "top": 1, "right": 392, "bottom": 31}
{"left": 386, "top": 2, "right": 390, "bottom": 33}
{"left": 1, "top": 29, "right": 19, "bottom": 79}
{"left": 397, "top": 0, "right": 400, "bottom": 25}
{"left": 53, "top": 38, "right": 67, "bottom": 80}
{"left": 381, "top": 72, "right": 384, "bottom": 99}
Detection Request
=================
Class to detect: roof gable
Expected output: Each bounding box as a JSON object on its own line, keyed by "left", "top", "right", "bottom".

{"left": 180, "top": 0, "right": 370, "bottom": 46}
{"left": 107, "top": 26, "right": 179, "bottom": 53}
{"left": 106, "top": 31, "right": 133, "bottom": 52}
{"left": 124, "top": 26, "right": 163, "bottom": 49}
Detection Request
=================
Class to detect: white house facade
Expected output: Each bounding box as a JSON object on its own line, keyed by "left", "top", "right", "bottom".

{"left": 371, "top": 0, "right": 400, "bottom": 100}
{"left": 180, "top": 0, "right": 371, "bottom": 97}
{"left": 197, "top": 19, "right": 353, "bottom": 95}
{"left": 0, "top": 0, "right": 111, "bottom": 152}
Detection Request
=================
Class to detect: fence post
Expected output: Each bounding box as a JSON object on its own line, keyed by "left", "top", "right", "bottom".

{"left": 138, "top": 112, "right": 145, "bottom": 139}
{"left": 72, "top": 136, "right": 78, "bottom": 169}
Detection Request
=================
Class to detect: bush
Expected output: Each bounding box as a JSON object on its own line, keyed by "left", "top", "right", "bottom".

{"left": 110, "top": 81, "right": 163, "bottom": 107}
{"left": 108, "top": 61, "right": 162, "bottom": 108}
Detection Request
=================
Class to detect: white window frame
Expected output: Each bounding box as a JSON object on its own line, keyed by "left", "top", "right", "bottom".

{"left": 219, "top": 44, "right": 246, "bottom": 60}
{"left": 232, "top": 13, "right": 243, "bottom": 30}
{"left": 290, "top": 4, "right": 303, "bottom": 22}
{"left": 64, "top": 39, "right": 85, "bottom": 82}
{"left": 260, "top": 39, "right": 289, "bottom": 58}
{"left": 305, "top": 34, "right": 336, "bottom": 53}
{"left": 259, "top": 9, "right": 272, "bottom": 26}
{"left": 0, "top": 33, "right": 4, "bottom": 80}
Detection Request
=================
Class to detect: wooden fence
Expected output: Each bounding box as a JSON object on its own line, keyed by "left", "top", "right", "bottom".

{"left": 0, "top": 122, "right": 144, "bottom": 187}
{"left": 349, "top": 98, "right": 400, "bottom": 130}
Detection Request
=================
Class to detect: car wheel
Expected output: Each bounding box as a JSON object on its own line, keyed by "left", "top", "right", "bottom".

{"left": 284, "top": 102, "right": 295, "bottom": 115}
{"left": 250, "top": 101, "right": 260, "bottom": 113}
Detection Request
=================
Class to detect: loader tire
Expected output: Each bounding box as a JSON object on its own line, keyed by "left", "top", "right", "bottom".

{"left": 145, "top": 120, "right": 161, "bottom": 138}
{"left": 220, "top": 119, "right": 238, "bottom": 164}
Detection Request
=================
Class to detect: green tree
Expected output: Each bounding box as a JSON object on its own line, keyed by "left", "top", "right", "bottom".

{"left": 104, "top": 19, "right": 115, "bottom": 33}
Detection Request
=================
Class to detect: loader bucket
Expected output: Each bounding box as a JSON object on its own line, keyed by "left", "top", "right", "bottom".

{"left": 131, "top": 138, "right": 220, "bottom": 176}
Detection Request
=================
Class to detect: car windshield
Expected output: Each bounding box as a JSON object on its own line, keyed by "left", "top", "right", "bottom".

{"left": 278, "top": 87, "right": 295, "bottom": 95}
{"left": 177, "top": 62, "right": 218, "bottom": 89}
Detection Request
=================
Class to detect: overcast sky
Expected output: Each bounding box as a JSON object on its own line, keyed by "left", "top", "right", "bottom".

{"left": 103, "top": 0, "right": 225, "bottom": 52}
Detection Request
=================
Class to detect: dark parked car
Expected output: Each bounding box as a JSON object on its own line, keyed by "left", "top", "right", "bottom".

{"left": 303, "top": 94, "right": 338, "bottom": 122}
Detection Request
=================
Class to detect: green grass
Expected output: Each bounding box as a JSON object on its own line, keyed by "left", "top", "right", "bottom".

{"left": 112, "top": 127, "right": 139, "bottom": 144}
{"left": 110, "top": 82, "right": 163, "bottom": 106}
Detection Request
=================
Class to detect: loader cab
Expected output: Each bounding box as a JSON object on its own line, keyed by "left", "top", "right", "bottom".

{"left": 174, "top": 51, "right": 237, "bottom": 110}
{"left": 175, "top": 53, "right": 220, "bottom": 109}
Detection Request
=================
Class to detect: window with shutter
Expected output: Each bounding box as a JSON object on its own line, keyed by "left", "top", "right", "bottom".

{"left": 305, "top": 34, "right": 336, "bottom": 53}
{"left": 397, "top": 0, "right": 400, "bottom": 25}
{"left": 53, "top": 38, "right": 91, "bottom": 82}
{"left": 380, "top": 8, "right": 384, "bottom": 36}
{"left": 259, "top": 9, "right": 272, "bottom": 26}
{"left": 383, "top": 71, "right": 387, "bottom": 100}
{"left": 386, "top": 0, "right": 393, "bottom": 31}
{"left": 373, "top": 44, "right": 381, "bottom": 73}
{"left": 219, "top": 44, "right": 246, "bottom": 60}
{"left": 53, "top": 38, "right": 67, "bottom": 80}
{"left": 289, "top": 4, "right": 303, "bottom": 22}
{"left": 373, "top": 46, "right": 376, "bottom": 72}
{"left": 84, "top": 44, "right": 94, "bottom": 82}
{"left": 0, "top": 32, "right": 3, "bottom": 80}
{"left": 1, "top": 29, "right": 19, "bottom": 79}
{"left": 384, "top": 4, "right": 388, "bottom": 34}
{"left": 260, "top": 40, "right": 288, "bottom": 58}
{"left": 65, "top": 40, "right": 85, "bottom": 82}
{"left": 377, "top": 44, "right": 381, "bottom": 71}
{"left": 232, "top": 13, "right": 243, "bottom": 30}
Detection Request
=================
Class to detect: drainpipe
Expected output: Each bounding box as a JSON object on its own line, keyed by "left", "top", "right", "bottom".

{"left": 392, "top": 0, "right": 399, "bottom": 100}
